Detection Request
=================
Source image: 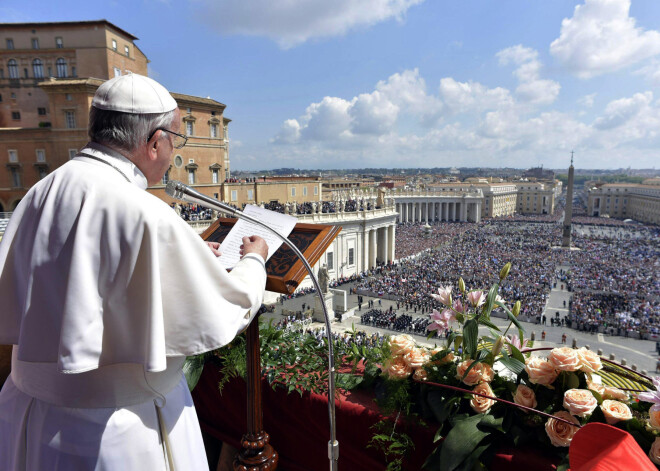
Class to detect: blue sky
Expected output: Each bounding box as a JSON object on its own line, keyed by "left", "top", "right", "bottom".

{"left": 4, "top": 0, "right": 660, "bottom": 170}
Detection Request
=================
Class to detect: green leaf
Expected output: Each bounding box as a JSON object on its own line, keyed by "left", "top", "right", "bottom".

{"left": 479, "top": 414, "right": 504, "bottom": 432}
{"left": 589, "top": 389, "right": 603, "bottom": 405}
{"left": 567, "top": 373, "right": 580, "bottom": 390}
{"left": 508, "top": 344, "right": 526, "bottom": 364}
{"left": 479, "top": 318, "right": 501, "bottom": 331}
{"left": 183, "top": 354, "right": 206, "bottom": 391}
{"left": 463, "top": 320, "right": 478, "bottom": 359}
{"left": 498, "top": 351, "right": 525, "bottom": 375}
{"left": 439, "top": 414, "right": 490, "bottom": 471}
{"left": 482, "top": 283, "right": 499, "bottom": 318}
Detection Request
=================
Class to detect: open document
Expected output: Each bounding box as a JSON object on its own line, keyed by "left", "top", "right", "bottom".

{"left": 217, "top": 204, "right": 297, "bottom": 269}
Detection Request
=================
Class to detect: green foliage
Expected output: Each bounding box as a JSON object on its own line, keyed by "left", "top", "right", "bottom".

{"left": 368, "top": 419, "right": 415, "bottom": 471}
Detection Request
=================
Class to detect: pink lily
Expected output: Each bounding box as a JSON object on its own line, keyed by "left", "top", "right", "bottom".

{"left": 505, "top": 334, "right": 529, "bottom": 354}
{"left": 638, "top": 377, "right": 660, "bottom": 411}
{"left": 467, "top": 290, "right": 485, "bottom": 308}
{"left": 431, "top": 285, "right": 452, "bottom": 306}
{"left": 427, "top": 308, "right": 456, "bottom": 332}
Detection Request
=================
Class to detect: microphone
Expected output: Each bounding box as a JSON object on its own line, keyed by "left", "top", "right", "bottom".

{"left": 166, "top": 180, "right": 240, "bottom": 217}
{"left": 166, "top": 180, "right": 339, "bottom": 471}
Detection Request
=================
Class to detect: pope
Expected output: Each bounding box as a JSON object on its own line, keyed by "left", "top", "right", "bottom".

{"left": 0, "top": 73, "right": 268, "bottom": 470}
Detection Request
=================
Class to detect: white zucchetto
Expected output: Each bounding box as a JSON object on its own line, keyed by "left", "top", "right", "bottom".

{"left": 92, "top": 73, "right": 177, "bottom": 114}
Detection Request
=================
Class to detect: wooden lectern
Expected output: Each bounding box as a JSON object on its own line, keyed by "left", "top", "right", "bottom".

{"left": 201, "top": 219, "right": 341, "bottom": 471}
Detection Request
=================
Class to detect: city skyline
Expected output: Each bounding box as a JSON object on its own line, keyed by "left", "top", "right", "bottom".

{"left": 3, "top": 1, "right": 660, "bottom": 170}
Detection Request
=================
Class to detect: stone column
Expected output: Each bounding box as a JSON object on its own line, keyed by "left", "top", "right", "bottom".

{"left": 451, "top": 202, "right": 456, "bottom": 221}
{"left": 474, "top": 202, "right": 482, "bottom": 223}
{"left": 426, "top": 201, "right": 431, "bottom": 223}
{"left": 381, "top": 226, "right": 389, "bottom": 263}
{"left": 369, "top": 229, "right": 377, "bottom": 268}
{"left": 460, "top": 201, "right": 467, "bottom": 222}
{"left": 388, "top": 224, "right": 395, "bottom": 262}
{"left": 363, "top": 227, "right": 370, "bottom": 270}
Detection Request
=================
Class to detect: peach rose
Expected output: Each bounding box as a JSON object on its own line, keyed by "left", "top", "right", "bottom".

{"left": 576, "top": 347, "right": 602, "bottom": 373}
{"left": 470, "top": 382, "right": 496, "bottom": 414}
{"left": 547, "top": 347, "right": 581, "bottom": 372}
{"left": 513, "top": 384, "right": 537, "bottom": 411}
{"left": 402, "top": 348, "right": 430, "bottom": 369}
{"left": 525, "top": 357, "right": 558, "bottom": 387}
{"left": 545, "top": 411, "right": 580, "bottom": 447}
{"left": 586, "top": 377, "right": 605, "bottom": 396}
{"left": 601, "top": 400, "right": 633, "bottom": 425}
{"left": 413, "top": 368, "right": 428, "bottom": 381}
{"left": 388, "top": 334, "right": 416, "bottom": 357}
{"left": 456, "top": 360, "right": 494, "bottom": 386}
{"left": 649, "top": 437, "right": 660, "bottom": 465}
{"left": 563, "top": 389, "right": 598, "bottom": 417}
{"left": 649, "top": 408, "right": 660, "bottom": 430}
{"left": 602, "top": 386, "right": 629, "bottom": 402}
{"left": 384, "top": 356, "right": 412, "bottom": 380}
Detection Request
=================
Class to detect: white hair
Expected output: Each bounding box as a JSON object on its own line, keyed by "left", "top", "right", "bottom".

{"left": 88, "top": 106, "right": 176, "bottom": 153}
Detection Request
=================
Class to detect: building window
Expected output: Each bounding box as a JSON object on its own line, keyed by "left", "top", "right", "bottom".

{"left": 55, "top": 37, "right": 63, "bottom": 48}
{"left": 6, "top": 38, "right": 14, "bottom": 49}
{"left": 71, "top": 66, "right": 76, "bottom": 77}
{"left": 188, "top": 169, "right": 195, "bottom": 184}
{"left": 38, "top": 167, "right": 48, "bottom": 180}
{"left": 32, "top": 59, "right": 44, "bottom": 78}
{"left": 8, "top": 150, "right": 18, "bottom": 163}
{"left": 10, "top": 168, "right": 21, "bottom": 187}
{"left": 231, "top": 190, "right": 238, "bottom": 201}
{"left": 124, "top": 45, "right": 130, "bottom": 57}
{"left": 186, "top": 121, "right": 193, "bottom": 136}
{"left": 65, "top": 111, "right": 76, "bottom": 129}
{"left": 291, "top": 187, "right": 296, "bottom": 197}
{"left": 23, "top": 68, "right": 28, "bottom": 78}
{"left": 56, "top": 58, "right": 67, "bottom": 78}
{"left": 212, "top": 169, "right": 218, "bottom": 184}
{"left": 11, "top": 111, "right": 20, "bottom": 120}
{"left": 113, "top": 67, "right": 121, "bottom": 77}
{"left": 210, "top": 123, "right": 218, "bottom": 138}
{"left": 112, "top": 39, "right": 117, "bottom": 51}
{"left": 31, "top": 38, "right": 39, "bottom": 49}
{"left": 247, "top": 189, "right": 254, "bottom": 200}
{"left": 65, "top": 93, "right": 72, "bottom": 101}
{"left": 10, "top": 92, "right": 16, "bottom": 99}
{"left": 36, "top": 149, "right": 46, "bottom": 162}
{"left": 348, "top": 248, "right": 355, "bottom": 266}
{"left": 7, "top": 59, "right": 18, "bottom": 79}
{"left": 314, "top": 186, "right": 318, "bottom": 195}
{"left": 326, "top": 252, "right": 334, "bottom": 270}
{"left": 68, "top": 149, "right": 77, "bottom": 160}
{"left": 303, "top": 186, "right": 307, "bottom": 196}
{"left": 0, "top": 93, "right": 2, "bottom": 102}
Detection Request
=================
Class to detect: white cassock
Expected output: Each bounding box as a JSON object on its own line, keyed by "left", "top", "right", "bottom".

{"left": 0, "top": 143, "right": 267, "bottom": 471}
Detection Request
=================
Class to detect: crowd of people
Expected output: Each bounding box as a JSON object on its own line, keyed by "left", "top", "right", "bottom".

{"left": 359, "top": 308, "right": 431, "bottom": 335}
{"left": 394, "top": 222, "right": 473, "bottom": 259}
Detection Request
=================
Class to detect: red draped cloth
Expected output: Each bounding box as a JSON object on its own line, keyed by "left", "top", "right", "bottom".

{"left": 192, "top": 364, "right": 560, "bottom": 470}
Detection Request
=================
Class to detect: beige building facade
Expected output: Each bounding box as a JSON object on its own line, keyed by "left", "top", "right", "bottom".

{"left": 0, "top": 21, "right": 231, "bottom": 213}
{"left": 515, "top": 181, "right": 561, "bottom": 215}
{"left": 586, "top": 178, "right": 660, "bottom": 224}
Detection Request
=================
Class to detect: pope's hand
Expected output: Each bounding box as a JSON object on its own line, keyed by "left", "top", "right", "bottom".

{"left": 206, "top": 241, "right": 222, "bottom": 257}
{"left": 240, "top": 235, "right": 268, "bottom": 261}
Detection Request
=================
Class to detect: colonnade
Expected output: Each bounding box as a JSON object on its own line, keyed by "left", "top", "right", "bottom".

{"left": 362, "top": 223, "right": 395, "bottom": 267}
{"left": 395, "top": 199, "right": 482, "bottom": 223}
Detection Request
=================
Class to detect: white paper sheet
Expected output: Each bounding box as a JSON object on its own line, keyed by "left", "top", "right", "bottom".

{"left": 218, "top": 204, "right": 297, "bottom": 269}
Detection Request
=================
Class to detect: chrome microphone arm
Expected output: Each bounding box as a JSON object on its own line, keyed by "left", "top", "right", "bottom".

{"left": 165, "top": 180, "right": 339, "bottom": 471}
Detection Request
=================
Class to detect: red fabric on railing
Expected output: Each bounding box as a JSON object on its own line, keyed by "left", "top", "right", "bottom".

{"left": 192, "top": 364, "right": 560, "bottom": 470}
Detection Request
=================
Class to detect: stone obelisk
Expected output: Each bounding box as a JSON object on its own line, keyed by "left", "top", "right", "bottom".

{"left": 562, "top": 151, "right": 575, "bottom": 248}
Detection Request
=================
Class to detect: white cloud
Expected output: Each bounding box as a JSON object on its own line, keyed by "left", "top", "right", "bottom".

{"left": 550, "top": 0, "right": 660, "bottom": 78}
{"left": 349, "top": 91, "right": 400, "bottom": 135}
{"left": 497, "top": 45, "right": 560, "bottom": 105}
{"left": 593, "top": 91, "right": 653, "bottom": 130}
{"left": 578, "top": 93, "right": 596, "bottom": 108}
{"left": 194, "top": 0, "right": 424, "bottom": 48}
{"left": 438, "top": 78, "right": 513, "bottom": 113}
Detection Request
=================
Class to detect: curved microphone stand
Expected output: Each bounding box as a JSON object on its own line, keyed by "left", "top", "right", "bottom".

{"left": 166, "top": 181, "right": 339, "bottom": 471}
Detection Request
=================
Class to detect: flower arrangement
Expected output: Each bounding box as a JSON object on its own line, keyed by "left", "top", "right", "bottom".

{"left": 364, "top": 263, "right": 659, "bottom": 470}
{"left": 189, "top": 262, "right": 659, "bottom": 471}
